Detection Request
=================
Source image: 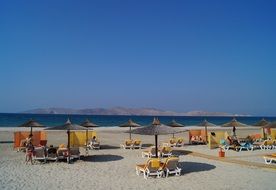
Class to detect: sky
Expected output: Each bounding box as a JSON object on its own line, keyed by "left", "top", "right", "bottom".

{"left": 0, "top": 0, "right": 276, "bottom": 116}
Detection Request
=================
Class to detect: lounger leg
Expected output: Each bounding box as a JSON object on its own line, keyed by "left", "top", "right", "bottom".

{"left": 265, "top": 158, "right": 272, "bottom": 164}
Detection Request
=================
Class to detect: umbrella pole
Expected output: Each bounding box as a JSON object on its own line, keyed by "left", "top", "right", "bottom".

{"left": 205, "top": 125, "right": 208, "bottom": 144}
{"left": 30, "top": 126, "right": 33, "bottom": 136}
{"left": 263, "top": 128, "right": 266, "bottom": 140}
{"left": 67, "top": 129, "right": 71, "bottom": 164}
{"left": 86, "top": 129, "right": 88, "bottom": 155}
{"left": 129, "top": 126, "right": 132, "bottom": 140}
{"left": 155, "top": 135, "right": 158, "bottom": 158}
{"left": 172, "top": 133, "right": 175, "bottom": 138}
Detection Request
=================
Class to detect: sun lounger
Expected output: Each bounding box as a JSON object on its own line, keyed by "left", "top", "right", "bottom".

{"left": 69, "top": 147, "right": 80, "bottom": 160}
{"left": 161, "top": 157, "right": 181, "bottom": 177}
{"left": 260, "top": 140, "right": 274, "bottom": 150}
{"left": 176, "top": 138, "right": 184, "bottom": 147}
{"left": 160, "top": 146, "right": 172, "bottom": 157}
{"left": 132, "top": 139, "right": 142, "bottom": 149}
{"left": 237, "top": 143, "right": 254, "bottom": 152}
{"left": 263, "top": 154, "right": 276, "bottom": 164}
{"left": 142, "top": 147, "right": 158, "bottom": 158}
{"left": 168, "top": 138, "right": 177, "bottom": 147}
{"left": 220, "top": 139, "right": 235, "bottom": 151}
{"left": 46, "top": 147, "right": 58, "bottom": 161}
{"left": 136, "top": 158, "right": 163, "bottom": 179}
{"left": 56, "top": 148, "right": 69, "bottom": 161}
{"left": 88, "top": 141, "right": 100, "bottom": 150}
{"left": 191, "top": 135, "right": 204, "bottom": 145}
{"left": 33, "top": 147, "right": 46, "bottom": 163}
{"left": 120, "top": 140, "right": 133, "bottom": 149}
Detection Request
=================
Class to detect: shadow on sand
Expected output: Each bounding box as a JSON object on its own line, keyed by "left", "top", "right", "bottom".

{"left": 82, "top": 154, "right": 124, "bottom": 162}
{"left": 178, "top": 161, "right": 216, "bottom": 175}
{"left": 172, "top": 150, "right": 193, "bottom": 156}
{"left": 100, "top": 145, "right": 120, "bottom": 150}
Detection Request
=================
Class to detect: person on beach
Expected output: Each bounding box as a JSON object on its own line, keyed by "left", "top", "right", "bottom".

{"left": 25, "top": 141, "right": 35, "bottom": 164}
{"left": 91, "top": 136, "right": 97, "bottom": 145}
{"left": 25, "top": 134, "right": 33, "bottom": 146}
{"left": 232, "top": 126, "right": 237, "bottom": 137}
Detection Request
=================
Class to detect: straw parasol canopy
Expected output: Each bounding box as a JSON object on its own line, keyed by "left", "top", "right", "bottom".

{"left": 262, "top": 122, "right": 276, "bottom": 129}
{"left": 254, "top": 118, "right": 270, "bottom": 126}
{"left": 261, "top": 122, "right": 276, "bottom": 139}
{"left": 222, "top": 118, "right": 247, "bottom": 127}
{"left": 131, "top": 117, "right": 185, "bottom": 157}
{"left": 167, "top": 119, "right": 184, "bottom": 138}
{"left": 19, "top": 119, "right": 45, "bottom": 135}
{"left": 197, "top": 119, "right": 216, "bottom": 144}
{"left": 167, "top": 119, "right": 184, "bottom": 127}
{"left": 46, "top": 119, "right": 87, "bottom": 163}
{"left": 81, "top": 119, "right": 99, "bottom": 128}
{"left": 119, "top": 119, "right": 141, "bottom": 140}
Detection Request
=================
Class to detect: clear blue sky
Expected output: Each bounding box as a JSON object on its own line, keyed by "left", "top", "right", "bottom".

{"left": 0, "top": 0, "right": 275, "bottom": 116}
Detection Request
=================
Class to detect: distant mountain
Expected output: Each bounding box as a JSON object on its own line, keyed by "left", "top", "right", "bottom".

{"left": 21, "top": 107, "right": 247, "bottom": 116}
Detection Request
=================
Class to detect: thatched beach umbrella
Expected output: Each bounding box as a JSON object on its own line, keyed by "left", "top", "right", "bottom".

{"left": 131, "top": 118, "right": 185, "bottom": 158}
{"left": 222, "top": 118, "right": 247, "bottom": 127}
{"left": 261, "top": 121, "right": 276, "bottom": 139}
{"left": 19, "top": 119, "right": 45, "bottom": 135}
{"left": 167, "top": 119, "right": 184, "bottom": 138}
{"left": 222, "top": 118, "right": 247, "bottom": 137}
{"left": 120, "top": 119, "right": 141, "bottom": 140}
{"left": 254, "top": 118, "right": 270, "bottom": 139}
{"left": 197, "top": 119, "right": 216, "bottom": 143}
{"left": 81, "top": 119, "right": 99, "bottom": 149}
{"left": 47, "top": 119, "right": 87, "bottom": 163}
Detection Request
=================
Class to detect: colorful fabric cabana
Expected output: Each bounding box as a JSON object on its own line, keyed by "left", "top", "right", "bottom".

{"left": 14, "top": 131, "right": 47, "bottom": 149}
{"left": 70, "top": 131, "right": 97, "bottom": 147}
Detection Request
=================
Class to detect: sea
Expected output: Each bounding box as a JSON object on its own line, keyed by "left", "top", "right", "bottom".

{"left": 0, "top": 113, "right": 275, "bottom": 127}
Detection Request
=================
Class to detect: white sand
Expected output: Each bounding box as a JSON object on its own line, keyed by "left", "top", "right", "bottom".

{"left": 0, "top": 127, "right": 276, "bottom": 190}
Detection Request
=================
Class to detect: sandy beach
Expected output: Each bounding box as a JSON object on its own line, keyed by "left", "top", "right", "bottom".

{"left": 0, "top": 126, "right": 276, "bottom": 190}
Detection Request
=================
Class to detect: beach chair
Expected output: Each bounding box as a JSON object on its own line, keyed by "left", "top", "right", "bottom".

{"left": 142, "top": 147, "right": 158, "bottom": 158}
{"left": 176, "top": 138, "right": 184, "bottom": 147}
{"left": 237, "top": 143, "right": 254, "bottom": 152}
{"left": 220, "top": 139, "right": 235, "bottom": 151}
{"left": 161, "top": 157, "right": 181, "bottom": 178}
{"left": 46, "top": 147, "right": 58, "bottom": 161}
{"left": 88, "top": 141, "right": 100, "bottom": 150}
{"left": 160, "top": 146, "right": 172, "bottom": 157}
{"left": 120, "top": 140, "right": 133, "bottom": 149}
{"left": 56, "top": 148, "right": 69, "bottom": 161}
{"left": 168, "top": 138, "right": 177, "bottom": 147}
{"left": 263, "top": 154, "right": 276, "bottom": 164}
{"left": 260, "top": 140, "right": 273, "bottom": 150}
{"left": 132, "top": 139, "right": 142, "bottom": 149}
{"left": 33, "top": 147, "right": 46, "bottom": 163}
{"left": 136, "top": 158, "right": 163, "bottom": 179}
{"left": 70, "top": 147, "right": 80, "bottom": 160}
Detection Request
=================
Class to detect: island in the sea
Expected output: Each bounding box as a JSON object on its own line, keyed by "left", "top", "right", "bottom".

{"left": 21, "top": 107, "right": 249, "bottom": 116}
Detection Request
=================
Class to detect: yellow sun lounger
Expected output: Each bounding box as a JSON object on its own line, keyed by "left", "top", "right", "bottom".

{"left": 263, "top": 153, "right": 276, "bottom": 164}
{"left": 136, "top": 158, "right": 163, "bottom": 179}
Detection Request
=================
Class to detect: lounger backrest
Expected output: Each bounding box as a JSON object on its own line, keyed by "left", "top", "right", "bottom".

{"left": 57, "top": 148, "right": 68, "bottom": 156}
{"left": 147, "top": 159, "right": 160, "bottom": 172}
{"left": 34, "top": 147, "right": 45, "bottom": 158}
{"left": 170, "top": 139, "right": 176, "bottom": 144}
{"left": 177, "top": 138, "right": 183, "bottom": 143}
{"left": 125, "top": 140, "right": 132, "bottom": 146}
{"left": 133, "top": 140, "right": 141, "bottom": 145}
{"left": 165, "top": 158, "right": 179, "bottom": 170}
{"left": 161, "top": 146, "right": 171, "bottom": 154}
{"left": 150, "top": 147, "right": 157, "bottom": 155}
{"left": 47, "top": 148, "right": 57, "bottom": 157}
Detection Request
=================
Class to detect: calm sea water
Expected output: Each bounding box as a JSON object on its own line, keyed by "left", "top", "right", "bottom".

{"left": 0, "top": 113, "right": 275, "bottom": 127}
